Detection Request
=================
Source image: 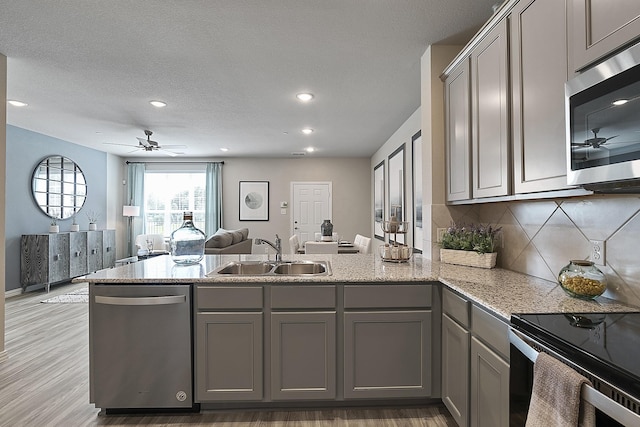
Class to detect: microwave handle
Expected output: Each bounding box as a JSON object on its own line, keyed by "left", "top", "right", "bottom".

{"left": 509, "top": 328, "right": 640, "bottom": 426}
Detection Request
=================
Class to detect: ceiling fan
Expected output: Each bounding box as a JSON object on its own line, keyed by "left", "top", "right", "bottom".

{"left": 104, "top": 130, "right": 186, "bottom": 156}
{"left": 572, "top": 128, "right": 618, "bottom": 149}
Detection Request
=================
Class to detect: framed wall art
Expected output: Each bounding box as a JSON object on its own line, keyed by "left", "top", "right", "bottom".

{"left": 412, "top": 131, "right": 423, "bottom": 252}
{"left": 388, "top": 144, "right": 405, "bottom": 244}
{"left": 239, "top": 181, "right": 269, "bottom": 221}
{"left": 373, "top": 160, "right": 385, "bottom": 240}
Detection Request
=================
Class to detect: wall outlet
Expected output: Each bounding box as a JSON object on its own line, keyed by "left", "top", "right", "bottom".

{"left": 590, "top": 240, "right": 606, "bottom": 266}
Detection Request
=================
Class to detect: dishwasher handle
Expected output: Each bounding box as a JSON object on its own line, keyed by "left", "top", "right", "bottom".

{"left": 94, "top": 295, "right": 186, "bottom": 306}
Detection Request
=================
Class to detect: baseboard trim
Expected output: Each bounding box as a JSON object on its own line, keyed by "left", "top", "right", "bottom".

{"left": 5, "top": 288, "right": 23, "bottom": 299}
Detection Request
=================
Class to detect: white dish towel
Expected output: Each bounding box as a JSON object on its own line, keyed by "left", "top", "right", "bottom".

{"left": 525, "top": 352, "right": 595, "bottom": 427}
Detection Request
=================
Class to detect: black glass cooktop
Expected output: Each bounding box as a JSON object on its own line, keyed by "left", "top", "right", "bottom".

{"left": 511, "top": 312, "right": 640, "bottom": 400}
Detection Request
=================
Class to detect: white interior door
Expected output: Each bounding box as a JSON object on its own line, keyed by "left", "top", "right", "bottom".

{"left": 291, "top": 182, "right": 332, "bottom": 244}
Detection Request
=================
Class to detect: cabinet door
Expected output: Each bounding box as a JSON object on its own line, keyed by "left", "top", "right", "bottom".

{"left": 21, "top": 234, "right": 50, "bottom": 287}
{"left": 49, "top": 233, "right": 70, "bottom": 283}
{"left": 271, "top": 311, "right": 336, "bottom": 400}
{"left": 470, "top": 337, "right": 509, "bottom": 427}
{"left": 442, "top": 314, "right": 470, "bottom": 427}
{"left": 69, "top": 231, "right": 88, "bottom": 277}
{"left": 344, "top": 310, "right": 431, "bottom": 399}
{"left": 445, "top": 58, "right": 472, "bottom": 202}
{"left": 471, "top": 19, "right": 510, "bottom": 198}
{"left": 102, "top": 230, "right": 116, "bottom": 268}
{"left": 569, "top": 0, "right": 640, "bottom": 72}
{"left": 87, "top": 230, "right": 103, "bottom": 272}
{"left": 195, "top": 312, "right": 263, "bottom": 401}
{"left": 511, "top": 0, "right": 570, "bottom": 194}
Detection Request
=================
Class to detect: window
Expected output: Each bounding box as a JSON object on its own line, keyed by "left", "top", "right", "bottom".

{"left": 144, "top": 171, "right": 206, "bottom": 236}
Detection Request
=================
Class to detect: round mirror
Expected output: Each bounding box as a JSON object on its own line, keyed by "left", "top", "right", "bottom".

{"left": 31, "top": 156, "right": 87, "bottom": 219}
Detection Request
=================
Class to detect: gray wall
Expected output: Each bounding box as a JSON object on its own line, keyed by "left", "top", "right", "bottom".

{"left": 221, "top": 157, "right": 371, "bottom": 251}
{"left": 6, "top": 125, "right": 108, "bottom": 292}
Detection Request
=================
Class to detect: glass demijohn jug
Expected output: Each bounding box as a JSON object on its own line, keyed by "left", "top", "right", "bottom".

{"left": 170, "top": 211, "right": 206, "bottom": 265}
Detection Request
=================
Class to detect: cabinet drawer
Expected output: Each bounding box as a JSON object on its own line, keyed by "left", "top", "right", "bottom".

{"left": 443, "top": 288, "right": 470, "bottom": 328}
{"left": 271, "top": 286, "right": 336, "bottom": 309}
{"left": 344, "top": 285, "right": 431, "bottom": 309}
{"left": 471, "top": 305, "right": 509, "bottom": 360}
{"left": 197, "top": 286, "right": 263, "bottom": 310}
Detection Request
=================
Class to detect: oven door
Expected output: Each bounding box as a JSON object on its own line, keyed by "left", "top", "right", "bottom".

{"left": 508, "top": 328, "right": 639, "bottom": 427}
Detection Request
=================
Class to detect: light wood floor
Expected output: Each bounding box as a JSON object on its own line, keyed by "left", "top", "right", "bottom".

{"left": 1, "top": 282, "right": 456, "bottom": 427}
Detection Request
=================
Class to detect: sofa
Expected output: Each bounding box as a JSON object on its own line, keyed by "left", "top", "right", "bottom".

{"left": 204, "top": 228, "right": 253, "bottom": 254}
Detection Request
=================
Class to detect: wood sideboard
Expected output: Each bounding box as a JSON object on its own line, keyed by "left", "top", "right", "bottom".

{"left": 21, "top": 229, "right": 115, "bottom": 292}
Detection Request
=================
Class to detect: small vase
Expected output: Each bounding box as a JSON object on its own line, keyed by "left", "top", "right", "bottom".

{"left": 49, "top": 225, "right": 59, "bottom": 233}
{"left": 88, "top": 223, "right": 97, "bottom": 231}
{"left": 70, "top": 224, "right": 80, "bottom": 232}
{"left": 558, "top": 260, "right": 606, "bottom": 299}
{"left": 320, "top": 219, "right": 333, "bottom": 241}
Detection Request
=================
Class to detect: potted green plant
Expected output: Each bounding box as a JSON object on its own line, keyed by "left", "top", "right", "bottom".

{"left": 440, "top": 222, "right": 501, "bottom": 268}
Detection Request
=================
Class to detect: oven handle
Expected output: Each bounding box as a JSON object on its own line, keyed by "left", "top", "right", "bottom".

{"left": 509, "top": 328, "right": 640, "bottom": 426}
{"left": 94, "top": 295, "right": 186, "bottom": 306}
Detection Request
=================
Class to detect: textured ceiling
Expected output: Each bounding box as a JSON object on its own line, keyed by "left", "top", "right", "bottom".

{"left": 0, "top": 0, "right": 499, "bottom": 158}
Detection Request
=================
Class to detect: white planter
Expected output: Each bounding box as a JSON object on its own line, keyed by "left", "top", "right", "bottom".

{"left": 88, "top": 223, "right": 97, "bottom": 231}
{"left": 70, "top": 224, "right": 80, "bottom": 232}
{"left": 440, "top": 248, "right": 497, "bottom": 269}
{"left": 49, "top": 225, "right": 59, "bottom": 233}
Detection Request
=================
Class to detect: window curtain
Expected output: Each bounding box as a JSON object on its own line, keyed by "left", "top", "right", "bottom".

{"left": 205, "top": 162, "right": 223, "bottom": 236}
{"left": 126, "top": 163, "right": 145, "bottom": 256}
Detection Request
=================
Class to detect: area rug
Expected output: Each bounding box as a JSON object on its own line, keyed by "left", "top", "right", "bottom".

{"left": 41, "top": 286, "right": 88, "bottom": 304}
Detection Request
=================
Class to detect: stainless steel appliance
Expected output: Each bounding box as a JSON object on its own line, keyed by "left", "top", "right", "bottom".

{"left": 89, "top": 284, "right": 196, "bottom": 412}
{"left": 509, "top": 312, "right": 640, "bottom": 426}
{"left": 566, "top": 41, "right": 640, "bottom": 192}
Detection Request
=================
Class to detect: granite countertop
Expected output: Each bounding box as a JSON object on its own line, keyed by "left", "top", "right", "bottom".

{"left": 80, "top": 253, "right": 639, "bottom": 322}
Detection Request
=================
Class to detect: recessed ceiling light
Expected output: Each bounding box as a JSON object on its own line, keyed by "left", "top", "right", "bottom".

{"left": 149, "top": 100, "right": 167, "bottom": 108}
{"left": 612, "top": 99, "right": 628, "bottom": 106}
{"left": 306, "top": 147, "right": 315, "bottom": 153}
{"left": 296, "top": 93, "right": 314, "bottom": 102}
{"left": 302, "top": 128, "right": 314, "bottom": 135}
{"left": 220, "top": 147, "right": 229, "bottom": 152}
{"left": 8, "top": 100, "right": 27, "bottom": 107}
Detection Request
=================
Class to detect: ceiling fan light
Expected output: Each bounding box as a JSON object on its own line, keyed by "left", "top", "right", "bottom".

{"left": 149, "top": 100, "right": 167, "bottom": 108}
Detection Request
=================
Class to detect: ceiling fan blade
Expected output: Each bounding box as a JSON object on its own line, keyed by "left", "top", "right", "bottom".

{"left": 159, "top": 144, "right": 187, "bottom": 149}
{"left": 103, "top": 142, "right": 137, "bottom": 147}
{"left": 136, "top": 137, "right": 151, "bottom": 147}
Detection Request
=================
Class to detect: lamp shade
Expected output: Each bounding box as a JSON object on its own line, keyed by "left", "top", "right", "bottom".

{"left": 122, "top": 205, "right": 140, "bottom": 217}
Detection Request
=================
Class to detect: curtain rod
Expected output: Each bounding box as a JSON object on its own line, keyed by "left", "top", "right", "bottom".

{"left": 125, "top": 160, "right": 224, "bottom": 165}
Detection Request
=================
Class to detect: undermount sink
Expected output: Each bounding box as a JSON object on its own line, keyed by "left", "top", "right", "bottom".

{"left": 208, "top": 260, "right": 331, "bottom": 276}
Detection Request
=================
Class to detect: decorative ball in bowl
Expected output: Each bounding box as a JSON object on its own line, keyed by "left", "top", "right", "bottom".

{"left": 558, "top": 260, "right": 606, "bottom": 300}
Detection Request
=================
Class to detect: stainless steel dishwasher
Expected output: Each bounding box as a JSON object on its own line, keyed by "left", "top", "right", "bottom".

{"left": 89, "top": 283, "right": 196, "bottom": 412}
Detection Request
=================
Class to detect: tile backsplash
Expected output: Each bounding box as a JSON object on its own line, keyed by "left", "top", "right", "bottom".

{"left": 432, "top": 194, "right": 640, "bottom": 308}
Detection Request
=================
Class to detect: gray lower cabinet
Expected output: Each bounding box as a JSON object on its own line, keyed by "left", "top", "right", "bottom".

{"left": 87, "top": 230, "right": 104, "bottom": 273}
{"left": 441, "top": 288, "right": 509, "bottom": 427}
{"left": 195, "top": 286, "right": 263, "bottom": 401}
{"left": 470, "top": 336, "right": 509, "bottom": 427}
{"left": 442, "top": 313, "right": 470, "bottom": 427}
{"left": 270, "top": 311, "right": 336, "bottom": 400}
{"left": 343, "top": 284, "right": 433, "bottom": 399}
{"left": 195, "top": 312, "right": 263, "bottom": 401}
{"left": 344, "top": 310, "right": 432, "bottom": 399}
{"left": 102, "top": 229, "right": 116, "bottom": 268}
{"left": 69, "top": 232, "right": 88, "bottom": 277}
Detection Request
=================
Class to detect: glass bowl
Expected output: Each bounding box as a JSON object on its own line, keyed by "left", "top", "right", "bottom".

{"left": 558, "top": 260, "right": 607, "bottom": 300}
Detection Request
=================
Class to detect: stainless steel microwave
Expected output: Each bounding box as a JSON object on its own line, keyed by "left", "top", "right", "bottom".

{"left": 565, "top": 41, "right": 640, "bottom": 192}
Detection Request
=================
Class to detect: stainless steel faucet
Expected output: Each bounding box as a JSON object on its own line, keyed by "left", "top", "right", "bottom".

{"left": 255, "top": 234, "right": 282, "bottom": 262}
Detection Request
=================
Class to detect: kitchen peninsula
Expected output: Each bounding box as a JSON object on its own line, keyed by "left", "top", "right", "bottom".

{"left": 81, "top": 254, "right": 637, "bottom": 414}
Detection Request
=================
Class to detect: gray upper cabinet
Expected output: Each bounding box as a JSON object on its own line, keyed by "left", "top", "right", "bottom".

{"left": 510, "top": 0, "right": 571, "bottom": 193}
{"left": 568, "top": 0, "right": 640, "bottom": 73}
{"left": 471, "top": 18, "right": 510, "bottom": 198}
{"left": 445, "top": 58, "right": 472, "bottom": 202}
